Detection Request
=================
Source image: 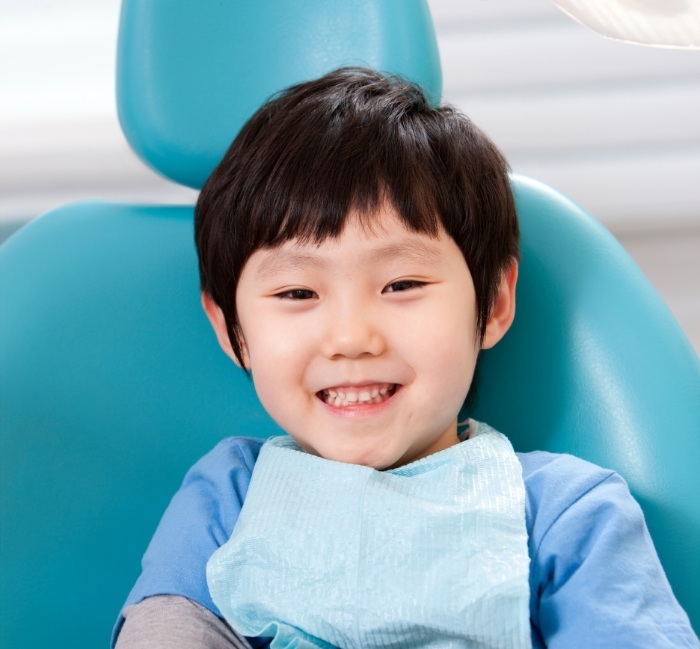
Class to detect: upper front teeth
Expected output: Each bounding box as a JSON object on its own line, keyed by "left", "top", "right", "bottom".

{"left": 322, "top": 385, "right": 393, "bottom": 407}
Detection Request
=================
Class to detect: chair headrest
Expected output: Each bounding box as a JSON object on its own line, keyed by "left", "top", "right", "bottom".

{"left": 116, "top": 0, "right": 442, "bottom": 189}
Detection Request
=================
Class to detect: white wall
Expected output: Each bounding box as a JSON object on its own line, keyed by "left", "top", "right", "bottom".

{"left": 1, "top": 0, "right": 699, "bottom": 232}
{"left": 431, "top": 0, "right": 700, "bottom": 232}
{"left": 0, "top": 0, "right": 197, "bottom": 228}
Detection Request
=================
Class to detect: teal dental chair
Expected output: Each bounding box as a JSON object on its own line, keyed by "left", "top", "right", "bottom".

{"left": 0, "top": 2, "right": 698, "bottom": 647}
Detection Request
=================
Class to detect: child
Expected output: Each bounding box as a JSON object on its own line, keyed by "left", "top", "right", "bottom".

{"left": 113, "top": 68, "right": 698, "bottom": 649}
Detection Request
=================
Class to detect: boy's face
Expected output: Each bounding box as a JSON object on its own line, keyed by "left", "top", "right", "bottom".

{"left": 205, "top": 205, "right": 516, "bottom": 470}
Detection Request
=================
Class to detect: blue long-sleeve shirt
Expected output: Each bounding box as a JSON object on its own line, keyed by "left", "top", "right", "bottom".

{"left": 113, "top": 436, "right": 698, "bottom": 648}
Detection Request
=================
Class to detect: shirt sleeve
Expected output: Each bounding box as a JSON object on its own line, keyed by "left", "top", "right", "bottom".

{"left": 111, "top": 437, "right": 265, "bottom": 647}
{"left": 115, "top": 595, "right": 254, "bottom": 649}
{"left": 522, "top": 452, "right": 699, "bottom": 648}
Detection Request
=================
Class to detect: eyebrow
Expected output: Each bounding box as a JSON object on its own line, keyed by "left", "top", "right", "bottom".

{"left": 254, "top": 237, "right": 446, "bottom": 280}
{"left": 255, "top": 251, "right": 326, "bottom": 280}
{"left": 366, "top": 240, "right": 446, "bottom": 269}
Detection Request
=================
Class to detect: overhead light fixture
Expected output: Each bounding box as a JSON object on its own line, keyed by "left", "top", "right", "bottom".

{"left": 552, "top": 0, "right": 700, "bottom": 48}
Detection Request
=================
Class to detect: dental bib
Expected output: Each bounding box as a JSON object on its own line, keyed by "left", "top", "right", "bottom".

{"left": 207, "top": 423, "right": 531, "bottom": 649}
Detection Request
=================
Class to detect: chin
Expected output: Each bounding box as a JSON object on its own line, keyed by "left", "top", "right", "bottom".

{"left": 321, "top": 446, "right": 398, "bottom": 470}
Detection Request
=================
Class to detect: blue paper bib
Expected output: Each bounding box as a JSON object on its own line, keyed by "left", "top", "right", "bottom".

{"left": 207, "top": 423, "right": 531, "bottom": 648}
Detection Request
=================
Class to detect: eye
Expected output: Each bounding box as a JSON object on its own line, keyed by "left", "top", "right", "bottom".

{"left": 383, "top": 280, "right": 426, "bottom": 293}
{"left": 275, "top": 288, "right": 317, "bottom": 300}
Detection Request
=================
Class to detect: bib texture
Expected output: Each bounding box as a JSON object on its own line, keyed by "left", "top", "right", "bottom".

{"left": 207, "top": 423, "right": 531, "bottom": 649}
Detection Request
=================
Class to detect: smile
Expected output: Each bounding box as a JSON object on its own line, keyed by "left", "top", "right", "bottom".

{"left": 318, "top": 383, "right": 398, "bottom": 408}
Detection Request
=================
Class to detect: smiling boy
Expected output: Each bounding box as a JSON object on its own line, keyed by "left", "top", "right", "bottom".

{"left": 114, "top": 68, "right": 698, "bottom": 649}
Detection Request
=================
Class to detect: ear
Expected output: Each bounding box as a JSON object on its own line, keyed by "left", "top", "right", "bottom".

{"left": 201, "top": 292, "right": 249, "bottom": 368}
{"left": 481, "top": 262, "right": 518, "bottom": 350}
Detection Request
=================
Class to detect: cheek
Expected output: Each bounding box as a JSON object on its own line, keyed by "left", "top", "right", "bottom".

{"left": 408, "top": 299, "right": 479, "bottom": 404}
{"left": 240, "top": 305, "right": 310, "bottom": 369}
{"left": 429, "top": 340, "right": 478, "bottom": 406}
{"left": 250, "top": 363, "right": 304, "bottom": 436}
{"left": 243, "top": 321, "right": 313, "bottom": 420}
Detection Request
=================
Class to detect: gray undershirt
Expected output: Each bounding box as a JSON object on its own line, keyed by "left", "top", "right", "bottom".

{"left": 115, "top": 595, "right": 253, "bottom": 649}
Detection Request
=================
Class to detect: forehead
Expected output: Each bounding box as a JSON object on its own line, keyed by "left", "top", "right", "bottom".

{"left": 249, "top": 209, "right": 456, "bottom": 280}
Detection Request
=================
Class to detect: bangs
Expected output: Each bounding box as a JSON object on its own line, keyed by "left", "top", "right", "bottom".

{"left": 239, "top": 109, "right": 444, "bottom": 252}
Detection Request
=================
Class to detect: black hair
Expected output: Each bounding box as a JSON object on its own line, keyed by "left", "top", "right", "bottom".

{"left": 195, "top": 67, "right": 519, "bottom": 367}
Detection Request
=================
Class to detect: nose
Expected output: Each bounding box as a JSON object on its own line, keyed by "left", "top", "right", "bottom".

{"left": 320, "top": 307, "right": 386, "bottom": 359}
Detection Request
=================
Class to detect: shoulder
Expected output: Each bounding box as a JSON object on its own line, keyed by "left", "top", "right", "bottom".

{"left": 176, "top": 436, "right": 267, "bottom": 531}
{"left": 475, "top": 422, "right": 627, "bottom": 527}
{"left": 145, "top": 435, "right": 266, "bottom": 544}
{"left": 516, "top": 450, "right": 630, "bottom": 547}
{"left": 517, "top": 448, "right": 617, "bottom": 490}
{"left": 183, "top": 436, "right": 266, "bottom": 486}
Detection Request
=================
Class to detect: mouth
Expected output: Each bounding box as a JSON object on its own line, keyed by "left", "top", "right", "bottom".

{"left": 317, "top": 383, "right": 398, "bottom": 408}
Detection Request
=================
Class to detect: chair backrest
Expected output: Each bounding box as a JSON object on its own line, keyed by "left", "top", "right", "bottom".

{"left": 1, "top": 2, "right": 698, "bottom": 648}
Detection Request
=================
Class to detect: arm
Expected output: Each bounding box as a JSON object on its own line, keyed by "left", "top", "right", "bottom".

{"left": 525, "top": 454, "right": 698, "bottom": 648}
{"left": 112, "top": 437, "right": 266, "bottom": 647}
{"left": 115, "top": 596, "right": 253, "bottom": 649}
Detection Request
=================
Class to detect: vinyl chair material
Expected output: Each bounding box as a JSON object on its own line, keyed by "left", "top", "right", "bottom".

{"left": 1, "top": 3, "right": 699, "bottom": 649}
{"left": 0, "top": 1, "right": 441, "bottom": 647}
